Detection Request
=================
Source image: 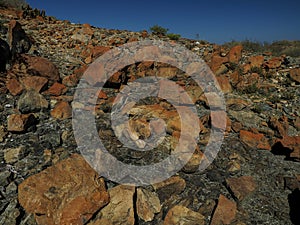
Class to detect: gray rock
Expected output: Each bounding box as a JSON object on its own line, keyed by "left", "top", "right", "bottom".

{"left": 17, "top": 90, "right": 48, "bottom": 113}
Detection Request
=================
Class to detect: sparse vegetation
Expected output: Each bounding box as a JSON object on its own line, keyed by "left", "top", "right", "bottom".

{"left": 149, "top": 25, "right": 169, "bottom": 35}
{"left": 223, "top": 39, "right": 300, "bottom": 57}
{"left": 167, "top": 33, "right": 181, "bottom": 40}
{"left": 149, "top": 25, "right": 181, "bottom": 40}
{"left": 0, "top": 0, "right": 27, "bottom": 9}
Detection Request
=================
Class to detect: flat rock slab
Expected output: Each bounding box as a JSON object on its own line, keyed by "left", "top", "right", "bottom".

{"left": 18, "top": 154, "right": 109, "bottom": 225}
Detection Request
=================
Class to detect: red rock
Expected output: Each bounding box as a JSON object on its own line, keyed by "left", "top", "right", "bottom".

{"left": 264, "top": 57, "right": 282, "bottom": 69}
{"left": 210, "top": 195, "right": 237, "bottom": 225}
{"left": 290, "top": 68, "right": 300, "bottom": 83}
{"left": 22, "top": 55, "right": 60, "bottom": 82}
{"left": 274, "top": 136, "right": 300, "bottom": 160}
{"left": 228, "top": 45, "right": 243, "bottom": 63}
{"left": 294, "top": 117, "right": 300, "bottom": 131}
{"left": 62, "top": 74, "right": 78, "bottom": 87}
{"left": 6, "top": 78, "right": 23, "bottom": 96}
{"left": 229, "top": 71, "right": 240, "bottom": 86}
{"left": 226, "top": 176, "right": 257, "bottom": 201}
{"left": 82, "top": 23, "right": 94, "bottom": 35}
{"left": 216, "top": 75, "right": 232, "bottom": 93}
{"left": 240, "top": 130, "right": 271, "bottom": 150}
{"left": 164, "top": 205, "right": 205, "bottom": 225}
{"left": 18, "top": 154, "right": 109, "bottom": 225}
{"left": 21, "top": 76, "right": 48, "bottom": 92}
{"left": 7, "top": 114, "right": 36, "bottom": 132}
{"left": 46, "top": 82, "right": 68, "bottom": 96}
{"left": 51, "top": 101, "right": 72, "bottom": 120}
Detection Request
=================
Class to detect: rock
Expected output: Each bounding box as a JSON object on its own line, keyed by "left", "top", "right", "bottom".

{"left": 216, "top": 75, "right": 232, "bottom": 93}
{"left": 6, "top": 78, "right": 23, "bottom": 96}
{"left": 210, "top": 194, "right": 237, "bottom": 225}
{"left": 45, "top": 82, "right": 68, "bottom": 96}
{"left": 7, "top": 113, "right": 36, "bottom": 132}
{"left": 22, "top": 55, "right": 60, "bottom": 82}
{"left": 164, "top": 205, "right": 205, "bottom": 225}
{"left": 269, "top": 116, "right": 289, "bottom": 137}
{"left": 4, "top": 146, "right": 27, "bottom": 163}
{"left": 91, "top": 185, "right": 135, "bottom": 225}
{"left": 294, "top": 117, "right": 300, "bottom": 131}
{"left": 21, "top": 76, "right": 48, "bottom": 92}
{"left": 182, "top": 146, "right": 204, "bottom": 173}
{"left": 50, "top": 101, "right": 72, "bottom": 120}
{"left": 209, "top": 54, "right": 229, "bottom": 73}
{"left": 248, "top": 55, "right": 264, "bottom": 68}
{"left": 62, "top": 74, "right": 78, "bottom": 87}
{"left": 289, "top": 68, "right": 300, "bottom": 83}
{"left": 226, "top": 176, "right": 257, "bottom": 201}
{"left": 18, "top": 154, "right": 109, "bottom": 225}
{"left": 264, "top": 57, "right": 282, "bottom": 69}
{"left": 0, "top": 125, "right": 7, "bottom": 142}
{"left": 17, "top": 90, "right": 48, "bottom": 113}
{"left": 8, "top": 20, "right": 31, "bottom": 57}
{"left": 228, "top": 45, "right": 243, "bottom": 63}
{"left": 152, "top": 176, "right": 186, "bottom": 202}
{"left": 0, "top": 38, "right": 11, "bottom": 72}
{"left": 136, "top": 188, "right": 161, "bottom": 222}
{"left": 240, "top": 130, "right": 271, "bottom": 150}
{"left": 273, "top": 135, "right": 300, "bottom": 160}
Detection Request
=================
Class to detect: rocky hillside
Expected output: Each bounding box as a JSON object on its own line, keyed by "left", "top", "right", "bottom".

{"left": 0, "top": 5, "right": 300, "bottom": 225}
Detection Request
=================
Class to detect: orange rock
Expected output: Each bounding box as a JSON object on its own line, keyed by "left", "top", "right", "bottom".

{"left": 264, "top": 57, "right": 282, "bottom": 69}
{"left": 228, "top": 45, "right": 243, "bottom": 63}
{"left": 210, "top": 194, "right": 237, "bottom": 225}
{"left": 240, "top": 130, "right": 271, "bottom": 150}
{"left": 91, "top": 46, "right": 111, "bottom": 58}
{"left": 274, "top": 136, "right": 300, "bottom": 160}
{"left": 7, "top": 114, "right": 36, "bottom": 132}
{"left": 6, "top": 78, "right": 23, "bottom": 96}
{"left": 248, "top": 55, "right": 264, "bottom": 68}
{"left": 209, "top": 54, "right": 229, "bottom": 73}
{"left": 51, "top": 101, "right": 72, "bottom": 120}
{"left": 18, "top": 154, "right": 109, "bottom": 225}
{"left": 21, "top": 76, "right": 48, "bottom": 92}
{"left": 46, "top": 82, "right": 68, "bottom": 96}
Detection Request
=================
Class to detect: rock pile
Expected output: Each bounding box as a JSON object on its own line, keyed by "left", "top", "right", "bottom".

{"left": 0, "top": 5, "right": 299, "bottom": 225}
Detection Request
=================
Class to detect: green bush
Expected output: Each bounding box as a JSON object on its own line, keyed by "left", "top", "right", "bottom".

{"left": 167, "top": 33, "right": 181, "bottom": 40}
{"left": 149, "top": 25, "right": 169, "bottom": 35}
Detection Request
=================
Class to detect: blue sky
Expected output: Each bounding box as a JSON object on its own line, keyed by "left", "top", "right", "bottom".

{"left": 26, "top": 0, "right": 300, "bottom": 44}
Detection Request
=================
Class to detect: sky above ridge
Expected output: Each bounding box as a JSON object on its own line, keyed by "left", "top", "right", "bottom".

{"left": 26, "top": 0, "right": 300, "bottom": 44}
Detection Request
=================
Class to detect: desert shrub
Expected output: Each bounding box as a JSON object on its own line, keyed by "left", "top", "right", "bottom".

{"left": 149, "top": 25, "right": 169, "bottom": 35}
{"left": 167, "top": 33, "right": 181, "bottom": 40}
{"left": 0, "top": 0, "right": 27, "bottom": 9}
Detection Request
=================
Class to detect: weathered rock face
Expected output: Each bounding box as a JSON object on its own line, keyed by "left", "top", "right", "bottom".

{"left": 18, "top": 154, "right": 109, "bottom": 225}
{"left": 8, "top": 20, "right": 31, "bottom": 57}
{"left": 0, "top": 37, "right": 11, "bottom": 71}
